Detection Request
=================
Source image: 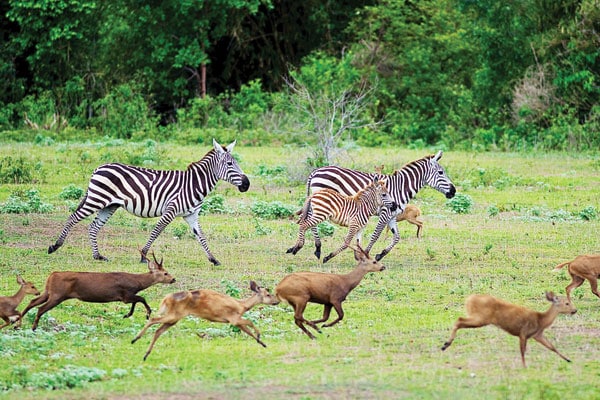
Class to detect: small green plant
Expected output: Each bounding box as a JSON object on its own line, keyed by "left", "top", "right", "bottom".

{"left": 201, "top": 194, "right": 231, "bottom": 214}
{"left": 59, "top": 184, "right": 85, "bottom": 200}
{"left": 484, "top": 243, "right": 493, "bottom": 255}
{"left": 171, "top": 223, "right": 189, "bottom": 239}
{"left": 0, "top": 189, "right": 53, "bottom": 213}
{"left": 487, "top": 205, "right": 499, "bottom": 217}
{"left": 250, "top": 201, "right": 295, "bottom": 219}
{"left": 317, "top": 221, "right": 335, "bottom": 237}
{"left": 222, "top": 280, "right": 241, "bottom": 298}
{"left": 253, "top": 218, "right": 272, "bottom": 235}
{"left": 0, "top": 156, "right": 34, "bottom": 184}
{"left": 579, "top": 205, "right": 598, "bottom": 221}
{"left": 446, "top": 193, "right": 473, "bottom": 214}
{"left": 426, "top": 247, "right": 436, "bottom": 260}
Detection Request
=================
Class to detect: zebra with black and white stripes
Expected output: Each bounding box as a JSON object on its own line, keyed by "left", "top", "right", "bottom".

{"left": 48, "top": 139, "right": 250, "bottom": 266}
{"left": 287, "top": 179, "right": 398, "bottom": 263}
{"left": 305, "top": 151, "right": 456, "bottom": 260}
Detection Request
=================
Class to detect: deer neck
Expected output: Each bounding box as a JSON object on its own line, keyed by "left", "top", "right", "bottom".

{"left": 239, "top": 294, "right": 261, "bottom": 312}
{"left": 539, "top": 305, "right": 560, "bottom": 330}
{"left": 10, "top": 287, "right": 27, "bottom": 307}
{"left": 342, "top": 267, "right": 369, "bottom": 292}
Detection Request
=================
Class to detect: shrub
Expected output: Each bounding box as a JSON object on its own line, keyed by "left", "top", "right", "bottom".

{"left": 59, "top": 184, "right": 85, "bottom": 200}
{"left": 250, "top": 201, "right": 296, "bottom": 219}
{"left": 579, "top": 205, "right": 598, "bottom": 221}
{"left": 0, "top": 156, "right": 34, "bottom": 184}
{"left": 200, "top": 194, "right": 232, "bottom": 214}
{"left": 317, "top": 221, "right": 335, "bottom": 237}
{"left": 0, "top": 189, "right": 53, "bottom": 214}
{"left": 446, "top": 193, "right": 473, "bottom": 214}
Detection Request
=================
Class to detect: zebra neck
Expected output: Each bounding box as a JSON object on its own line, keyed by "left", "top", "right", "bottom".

{"left": 186, "top": 153, "right": 220, "bottom": 197}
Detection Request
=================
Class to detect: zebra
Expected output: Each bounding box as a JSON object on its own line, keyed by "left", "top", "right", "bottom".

{"left": 305, "top": 151, "right": 456, "bottom": 261}
{"left": 48, "top": 139, "right": 250, "bottom": 266}
{"left": 287, "top": 179, "right": 398, "bottom": 263}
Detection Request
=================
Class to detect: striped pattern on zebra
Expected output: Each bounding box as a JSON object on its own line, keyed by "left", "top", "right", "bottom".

{"left": 287, "top": 179, "right": 398, "bottom": 264}
{"left": 305, "top": 151, "right": 456, "bottom": 260}
{"left": 48, "top": 139, "right": 250, "bottom": 266}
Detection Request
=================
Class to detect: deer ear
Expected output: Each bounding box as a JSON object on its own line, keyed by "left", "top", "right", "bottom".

{"left": 249, "top": 281, "right": 258, "bottom": 292}
{"left": 17, "top": 275, "right": 25, "bottom": 285}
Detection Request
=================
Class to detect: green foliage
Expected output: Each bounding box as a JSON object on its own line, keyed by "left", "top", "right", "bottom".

{"left": 4, "top": 364, "right": 106, "bottom": 391}
{"left": 250, "top": 201, "right": 296, "bottom": 219}
{"left": 59, "top": 184, "right": 85, "bottom": 201}
{"left": 0, "top": 157, "right": 38, "bottom": 184}
{"left": 317, "top": 221, "right": 335, "bottom": 237}
{"left": 579, "top": 206, "right": 598, "bottom": 221}
{"left": 201, "top": 194, "right": 232, "bottom": 215}
{"left": 446, "top": 193, "right": 473, "bottom": 214}
{"left": 0, "top": 189, "right": 53, "bottom": 214}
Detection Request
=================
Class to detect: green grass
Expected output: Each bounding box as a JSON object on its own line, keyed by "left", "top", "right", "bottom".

{"left": 0, "top": 142, "right": 599, "bottom": 399}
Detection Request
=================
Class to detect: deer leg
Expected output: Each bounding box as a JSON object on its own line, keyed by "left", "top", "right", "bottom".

{"left": 123, "top": 296, "right": 151, "bottom": 319}
{"left": 291, "top": 300, "right": 320, "bottom": 339}
{"left": 235, "top": 319, "right": 267, "bottom": 348}
{"left": 441, "top": 316, "right": 489, "bottom": 351}
{"left": 131, "top": 316, "right": 166, "bottom": 344}
{"left": 587, "top": 276, "right": 600, "bottom": 299}
{"left": 565, "top": 274, "right": 585, "bottom": 303}
{"left": 533, "top": 333, "right": 571, "bottom": 362}
{"left": 322, "top": 302, "right": 344, "bottom": 327}
{"left": 31, "top": 297, "right": 65, "bottom": 331}
{"left": 0, "top": 316, "right": 10, "bottom": 330}
{"left": 183, "top": 211, "right": 221, "bottom": 266}
{"left": 519, "top": 335, "right": 529, "bottom": 367}
{"left": 415, "top": 220, "right": 423, "bottom": 238}
{"left": 310, "top": 304, "right": 332, "bottom": 324}
{"left": 88, "top": 205, "right": 120, "bottom": 261}
{"left": 143, "top": 322, "right": 177, "bottom": 361}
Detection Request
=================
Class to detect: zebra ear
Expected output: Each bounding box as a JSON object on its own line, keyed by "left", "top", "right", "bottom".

{"left": 213, "top": 138, "right": 226, "bottom": 154}
{"left": 225, "top": 140, "right": 237, "bottom": 153}
{"left": 432, "top": 150, "right": 443, "bottom": 162}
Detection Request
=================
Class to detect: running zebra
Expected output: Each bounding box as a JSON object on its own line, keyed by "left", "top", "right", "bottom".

{"left": 48, "top": 139, "right": 250, "bottom": 266}
{"left": 305, "top": 151, "right": 456, "bottom": 260}
{"left": 287, "top": 179, "right": 398, "bottom": 263}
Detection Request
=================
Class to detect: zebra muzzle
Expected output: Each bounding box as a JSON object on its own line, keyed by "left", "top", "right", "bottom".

{"left": 238, "top": 175, "right": 250, "bottom": 192}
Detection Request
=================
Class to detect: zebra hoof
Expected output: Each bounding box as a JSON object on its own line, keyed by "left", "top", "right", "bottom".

{"left": 210, "top": 258, "right": 221, "bottom": 266}
{"left": 322, "top": 254, "right": 332, "bottom": 264}
{"left": 375, "top": 252, "right": 386, "bottom": 261}
{"left": 286, "top": 247, "right": 299, "bottom": 255}
{"left": 94, "top": 254, "right": 109, "bottom": 262}
{"left": 48, "top": 244, "right": 57, "bottom": 254}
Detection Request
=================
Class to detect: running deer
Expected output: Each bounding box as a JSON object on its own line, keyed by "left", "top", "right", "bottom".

{"left": 554, "top": 254, "right": 600, "bottom": 303}
{"left": 131, "top": 281, "right": 279, "bottom": 360}
{"left": 441, "top": 292, "right": 577, "bottom": 367}
{"left": 276, "top": 245, "right": 385, "bottom": 339}
{"left": 20, "top": 252, "right": 175, "bottom": 330}
{"left": 0, "top": 276, "right": 40, "bottom": 330}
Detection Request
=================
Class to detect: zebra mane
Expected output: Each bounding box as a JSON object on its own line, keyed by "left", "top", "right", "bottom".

{"left": 186, "top": 148, "right": 218, "bottom": 171}
{"left": 391, "top": 154, "right": 433, "bottom": 175}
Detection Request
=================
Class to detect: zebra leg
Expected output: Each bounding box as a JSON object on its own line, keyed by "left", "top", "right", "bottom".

{"left": 312, "top": 226, "right": 322, "bottom": 259}
{"left": 375, "top": 219, "right": 400, "bottom": 261}
{"left": 48, "top": 199, "right": 99, "bottom": 255}
{"left": 182, "top": 212, "right": 221, "bottom": 266}
{"left": 287, "top": 223, "right": 309, "bottom": 255}
{"left": 141, "top": 210, "right": 178, "bottom": 263}
{"left": 88, "top": 205, "right": 120, "bottom": 261}
{"left": 323, "top": 225, "right": 359, "bottom": 263}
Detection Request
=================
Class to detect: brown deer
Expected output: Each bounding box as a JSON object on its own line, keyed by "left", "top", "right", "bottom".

{"left": 131, "top": 281, "right": 279, "bottom": 360}
{"left": 276, "top": 245, "right": 385, "bottom": 339}
{"left": 20, "top": 252, "right": 175, "bottom": 330}
{"left": 441, "top": 292, "right": 577, "bottom": 367}
{"left": 0, "top": 276, "right": 40, "bottom": 330}
{"left": 554, "top": 254, "right": 600, "bottom": 303}
{"left": 395, "top": 204, "right": 423, "bottom": 238}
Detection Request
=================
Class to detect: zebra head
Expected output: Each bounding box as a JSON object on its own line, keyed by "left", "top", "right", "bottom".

{"left": 213, "top": 139, "right": 250, "bottom": 192}
{"left": 373, "top": 179, "right": 399, "bottom": 212}
{"left": 425, "top": 151, "right": 456, "bottom": 199}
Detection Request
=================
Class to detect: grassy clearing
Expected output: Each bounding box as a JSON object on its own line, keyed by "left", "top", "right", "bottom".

{"left": 0, "top": 143, "right": 599, "bottom": 399}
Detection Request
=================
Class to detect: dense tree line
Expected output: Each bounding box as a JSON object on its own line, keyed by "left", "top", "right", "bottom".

{"left": 0, "top": 0, "right": 598, "bottom": 151}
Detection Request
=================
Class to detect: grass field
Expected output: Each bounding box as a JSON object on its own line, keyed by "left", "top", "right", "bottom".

{"left": 0, "top": 142, "right": 599, "bottom": 399}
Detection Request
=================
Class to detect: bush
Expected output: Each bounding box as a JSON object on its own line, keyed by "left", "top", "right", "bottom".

{"left": 200, "top": 194, "right": 232, "bottom": 214}
{"left": 0, "top": 156, "right": 36, "bottom": 184}
{"left": 250, "top": 201, "right": 296, "bottom": 219}
{"left": 446, "top": 193, "right": 473, "bottom": 214}
{"left": 579, "top": 206, "right": 597, "bottom": 221}
{"left": 0, "top": 189, "right": 53, "bottom": 214}
{"left": 59, "top": 184, "right": 85, "bottom": 200}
